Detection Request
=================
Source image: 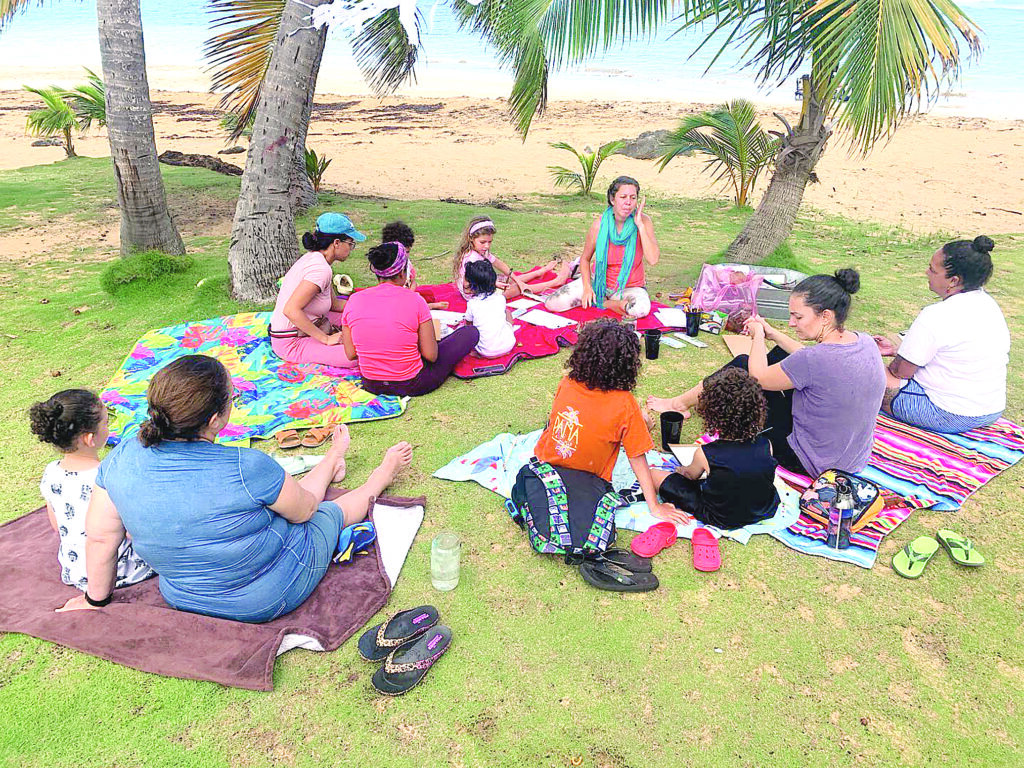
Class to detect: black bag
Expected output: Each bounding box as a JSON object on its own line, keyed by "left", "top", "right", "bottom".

{"left": 507, "top": 458, "right": 621, "bottom": 564}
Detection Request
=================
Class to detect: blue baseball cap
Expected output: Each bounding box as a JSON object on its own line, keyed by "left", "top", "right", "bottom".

{"left": 315, "top": 212, "right": 366, "bottom": 242}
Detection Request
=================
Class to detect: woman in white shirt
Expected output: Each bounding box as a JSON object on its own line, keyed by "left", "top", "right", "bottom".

{"left": 874, "top": 236, "right": 1009, "bottom": 433}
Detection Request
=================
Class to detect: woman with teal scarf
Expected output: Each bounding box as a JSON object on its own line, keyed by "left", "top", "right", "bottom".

{"left": 545, "top": 176, "right": 660, "bottom": 318}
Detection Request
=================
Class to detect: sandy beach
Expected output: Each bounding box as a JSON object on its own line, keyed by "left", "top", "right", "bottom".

{"left": 2, "top": 88, "right": 1023, "bottom": 238}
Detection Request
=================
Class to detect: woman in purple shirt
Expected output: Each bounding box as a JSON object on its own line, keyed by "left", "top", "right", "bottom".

{"left": 650, "top": 269, "right": 885, "bottom": 477}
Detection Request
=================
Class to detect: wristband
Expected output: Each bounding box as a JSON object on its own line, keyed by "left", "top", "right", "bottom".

{"left": 84, "top": 590, "right": 112, "bottom": 608}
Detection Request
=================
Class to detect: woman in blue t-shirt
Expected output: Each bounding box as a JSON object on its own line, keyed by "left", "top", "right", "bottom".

{"left": 56, "top": 355, "right": 412, "bottom": 622}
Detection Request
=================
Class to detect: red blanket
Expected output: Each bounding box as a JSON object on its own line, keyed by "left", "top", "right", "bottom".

{"left": 417, "top": 273, "right": 680, "bottom": 379}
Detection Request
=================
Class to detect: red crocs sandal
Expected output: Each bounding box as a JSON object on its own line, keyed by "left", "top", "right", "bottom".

{"left": 630, "top": 521, "right": 678, "bottom": 558}
{"left": 692, "top": 528, "right": 721, "bottom": 572}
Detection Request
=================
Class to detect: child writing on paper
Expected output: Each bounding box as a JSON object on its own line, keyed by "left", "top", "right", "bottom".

{"left": 463, "top": 260, "right": 516, "bottom": 358}
{"left": 30, "top": 389, "right": 153, "bottom": 591}
{"left": 650, "top": 367, "right": 780, "bottom": 529}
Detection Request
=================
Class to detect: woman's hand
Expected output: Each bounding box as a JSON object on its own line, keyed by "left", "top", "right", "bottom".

{"left": 743, "top": 315, "right": 768, "bottom": 341}
{"left": 581, "top": 284, "right": 596, "bottom": 309}
{"left": 633, "top": 196, "right": 646, "bottom": 223}
{"left": 873, "top": 334, "right": 898, "bottom": 357}
{"left": 650, "top": 501, "right": 692, "bottom": 525}
{"left": 56, "top": 594, "right": 99, "bottom": 613}
{"left": 325, "top": 332, "right": 344, "bottom": 346}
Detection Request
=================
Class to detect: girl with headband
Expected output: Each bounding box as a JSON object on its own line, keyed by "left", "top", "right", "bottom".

{"left": 269, "top": 211, "right": 365, "bottom": 368}
{"left": 544, "top": 176, "right": 659, "bottom": 319}
{"left": 452, "top": 216, "right": 525, "bottom": 300}
{"left": 342, "top": 242, "right": 480, "bottom": 397}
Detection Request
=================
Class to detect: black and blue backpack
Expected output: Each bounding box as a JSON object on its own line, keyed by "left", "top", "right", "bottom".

{"left": 506, "top": 458, "right": 622, "bottom": 565}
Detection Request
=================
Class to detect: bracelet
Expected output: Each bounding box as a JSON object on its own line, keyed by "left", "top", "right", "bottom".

{"left": 84, "top": 590, "right": 112, "bottom": 608}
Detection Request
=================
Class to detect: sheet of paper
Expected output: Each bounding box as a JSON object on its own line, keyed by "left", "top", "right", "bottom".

{"left": 507, "top": 297, "right": 540, "bottom": 310}
{"left": 518, "top": 308, "right": 576, "bottom": 330}
{"left": 668, "top": 445, "right": 698, "bottom": 465}
{"left": 722, "top": 334, "right": 752, "bottom": 356}
{"left": 655, "top": 307, "right": 689, "bottom": 328}
{"left": 672, "top": 332, "right": 708, "bottom": 348}
{"left": 431, "top": 309, "right": 466, "bottom": 324}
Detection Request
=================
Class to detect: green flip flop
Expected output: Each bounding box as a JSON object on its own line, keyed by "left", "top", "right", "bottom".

{"left": 936, "top": 529, "right": 985, "bottom": 567}
{"left": 892, "top": 536, "right": 940, "bottom": 579}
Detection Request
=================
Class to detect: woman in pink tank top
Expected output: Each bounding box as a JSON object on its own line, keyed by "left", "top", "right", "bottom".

{"left": 544, "top": 176, "right": 660, "bottom": 319}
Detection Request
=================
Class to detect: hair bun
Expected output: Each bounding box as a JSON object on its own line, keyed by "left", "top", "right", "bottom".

{"left": 833, "top": 268, "right": 860, "bottom": 295}
{"left": 973, "top": 235, "right": 995, "bottom": 255}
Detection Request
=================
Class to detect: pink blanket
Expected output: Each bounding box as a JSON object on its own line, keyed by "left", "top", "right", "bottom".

{"left": 417, "top": 272, "right": 679, "bottom": 379}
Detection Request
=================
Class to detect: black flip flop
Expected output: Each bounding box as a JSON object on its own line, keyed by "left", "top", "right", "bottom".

{"left": 372, "top": 624, "right": 453, "bottom": 696}
{"left": 579, "top": 560, "right": 659, "bottom": 592}
{"left": 593, "top": 548, "right": 653, "bottom": 574}
{"left": 357, "top": 605, "right": 439, "bottom": 662}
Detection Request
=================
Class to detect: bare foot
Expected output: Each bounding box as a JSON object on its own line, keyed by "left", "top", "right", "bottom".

{"left": 378, "top": 441, "right": 413, "bottom": 485}
{"left": 328, "top": 424, "right": 350, "bottom": 482}
{"left": 647, "top": 395, "right": 687, "bottom": 415}
{"left": 603, "top": 298, "right": 627, "bottom": 315}
{"left": 555, "top": 261, "right": 572, "bottom": 281}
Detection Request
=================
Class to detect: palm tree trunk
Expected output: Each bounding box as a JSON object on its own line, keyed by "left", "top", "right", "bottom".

{"left": 726, "top": 87, "right": 831, "bottom": 264}
{"left": 289, "top": 32, "right": 326, "bottom": 211}
{"left": 97, "top": 0, "right": 185, "bottom": 256}
{"left": 63, "top": 126, "right": 76, "bottom": 158}
{"left": 229, "top": 0, "right": 329, "bottom": 302}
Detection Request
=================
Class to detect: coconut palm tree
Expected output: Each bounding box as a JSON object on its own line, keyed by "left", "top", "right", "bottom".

{"left": 657, "top": 100, "right": 778, "bottom": 208}
{"left": 208, "top": 0, "right": 431, "bottom": 301}
{"left": 548, "top": 140, "right": 626, "bottom": 197}
{"left": 458, "top": 0, "right": 981, "bottom": 262}
{"left": 2, "top": 0, "right": 184, "bottom": 256}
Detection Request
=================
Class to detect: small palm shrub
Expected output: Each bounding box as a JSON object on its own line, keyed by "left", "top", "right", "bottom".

{"left": 23, "top": 70, "right": 107, "bottom": 158}
{"left": 657, "top": 100, "right": 778, "bottom": 207}
{"left": 304, "top": 147, "right": 332, "bottom": 194}
{"left": 548, "top": 139, "right": 625, "bottom": 196}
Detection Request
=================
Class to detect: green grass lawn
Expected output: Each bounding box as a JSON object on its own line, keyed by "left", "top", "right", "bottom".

{"left": 1, "top": 158, "right": 1023, "bottom": 768}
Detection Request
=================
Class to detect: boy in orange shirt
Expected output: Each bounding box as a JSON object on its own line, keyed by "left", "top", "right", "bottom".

{"left": 535, "top": 319, "right": 687, "bottom": 524}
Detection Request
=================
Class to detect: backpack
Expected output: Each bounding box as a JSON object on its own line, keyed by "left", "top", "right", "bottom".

{"left": 507, "top": 458, "right": 621, "bottom": 564}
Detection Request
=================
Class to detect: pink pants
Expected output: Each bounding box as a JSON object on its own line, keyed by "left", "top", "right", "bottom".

{"left": 270, "top": 310, "right": 358, "bottom": 368}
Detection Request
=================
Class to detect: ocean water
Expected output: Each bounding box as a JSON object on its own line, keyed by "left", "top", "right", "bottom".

{"left": 0, "top": 0, "right": 1021, "bottom": 118}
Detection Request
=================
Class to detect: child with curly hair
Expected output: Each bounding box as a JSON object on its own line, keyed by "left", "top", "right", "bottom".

{"left": 652, "top": 367, "right": 780, "bottom": 529}
{"left": 381, "top": 220, "right": 449, "bottom": 309}
{"left": 30, "top": 389, "right": 153, "bottom": 591}
{"left": 534, "top": 318, "right": 686, "bottom": 523}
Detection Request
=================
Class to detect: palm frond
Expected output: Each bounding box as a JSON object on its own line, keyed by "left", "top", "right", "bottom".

{"left": 455, "top": 0, "right": 677, "bottom": 135}
{"left": 0, "top": 0, "right": 47, "bottom": 32}
{"left": 23, "top": 85, "right": 76, "bottom": 135}
{"left": 204, "top": 0, "right": 286, "bottom": 140}
{"left": 351, "top": 5, "right": 422, "bottom": 93}
{"left": 548, "top": 165, "right": 584, "bottom": 192}
{"left": 806, "top": 0, "right": 980, "bottom": 153}
{"left": 64, "top": 68, "right": 106, "bottom": 130}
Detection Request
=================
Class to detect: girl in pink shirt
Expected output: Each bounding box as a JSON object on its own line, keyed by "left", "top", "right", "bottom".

{"left": 269, "top": 212, "right": 366, "bottom": 368}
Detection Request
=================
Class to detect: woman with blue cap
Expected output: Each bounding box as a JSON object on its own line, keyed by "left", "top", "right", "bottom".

{"left": 269, "top": 212, "right": 365, "bottom": 367}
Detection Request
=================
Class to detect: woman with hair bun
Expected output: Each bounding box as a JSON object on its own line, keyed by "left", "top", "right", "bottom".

{"left": 268, "top": 211, "right": 366, "bottom": 368}
{"left": 649, "top": 268, "right": 886, "bottom": 477}
{"left": 56, "top": 355, "right": 413, "bottom": 621}
{"left": 874, "top": 236, "right": 1009, "bottom": 433}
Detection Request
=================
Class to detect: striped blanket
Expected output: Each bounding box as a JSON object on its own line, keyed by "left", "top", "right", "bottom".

{"left": 770, "top": 414, "right": 1024, "bottom": 567}
{"left": 101, "top": 312, "right": 406, "bottom": 446}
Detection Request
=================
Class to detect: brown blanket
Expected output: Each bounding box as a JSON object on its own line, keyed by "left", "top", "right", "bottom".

{"left": 0, "top": 492, "right": 425, "bottom": 691}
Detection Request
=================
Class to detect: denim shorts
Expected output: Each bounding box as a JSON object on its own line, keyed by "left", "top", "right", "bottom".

{"left": 890, "top": 379, "right": 1001, "bottom": 434}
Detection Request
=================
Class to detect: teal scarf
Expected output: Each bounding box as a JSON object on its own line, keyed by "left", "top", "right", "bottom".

{"left": 592, "top": 207, "right": 638, "bottom": 308}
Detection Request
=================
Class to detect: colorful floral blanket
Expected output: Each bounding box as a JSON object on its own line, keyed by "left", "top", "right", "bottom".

{"left": 101, "top": 312, "right": 405, "bottom": 446}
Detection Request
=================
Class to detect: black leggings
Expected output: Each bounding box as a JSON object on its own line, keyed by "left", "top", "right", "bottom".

{"left": 362, "top": 326, "right": 480, "bottom": 397}
{"left": 718, "top": 346, "right": 807, "bottom": 476}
